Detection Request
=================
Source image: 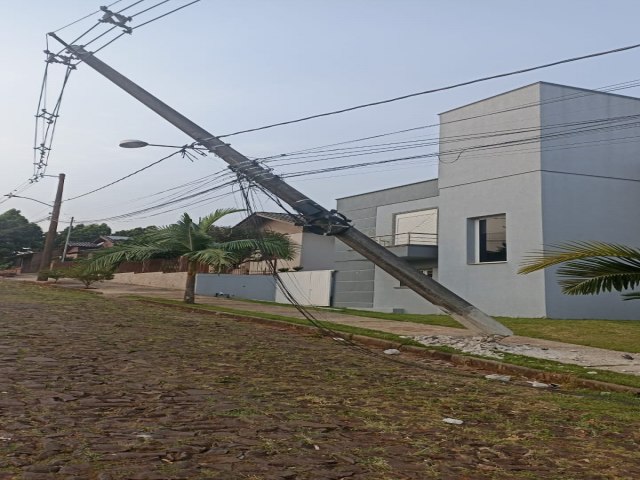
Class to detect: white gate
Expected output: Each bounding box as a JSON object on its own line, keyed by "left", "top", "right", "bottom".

{"left": 275, "top": 270, "right": 334, "bottom": 306}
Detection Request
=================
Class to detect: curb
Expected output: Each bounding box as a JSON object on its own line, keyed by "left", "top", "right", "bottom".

{"left": 136, "top": 299, "right": 640, "bottom": 395}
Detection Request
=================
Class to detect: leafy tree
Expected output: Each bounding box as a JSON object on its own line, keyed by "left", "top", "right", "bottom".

{"left": 88, "top": 209, "right": 297, "bottom": 303}
{"left": 208, "top": 225, "right": 297, "bottom": 272}
{"left": 112, "top": 225, "right": 158, "bottom": 240}
{"left": 55, "top": 223, "right": 112, "bottom": 246}
{"left": 0, "top": 209, "right": 44, "bottom": 267}
{"left": 519, "top": 241, "right": 640, "bottom": 300}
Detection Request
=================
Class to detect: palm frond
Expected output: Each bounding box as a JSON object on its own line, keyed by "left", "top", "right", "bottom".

{"left": 213, "top": 234, "right": 298, "bottom": 261}
{"left": 519, "top": 241, "right": 640, "bottom": 299}
{"left": 557, "top": 256, "right": 640, "bottom": 295}
{"left": 148, "top": 215, "right": 212, "bottom": 252}
{"left": 176, "top": 212, "right": 194, "bottom": 229}
{"left": 183, "top": 248, "right": 236, "bottom": 268}
{"left": 88, "top": 243, "right": 171, "bottom": 270}
{"left": 623, "top": 291, "right": 640, "bottom": 300}
{"left": 518, "top": 241, "right": 640, "bottom": 274}
{"left": 198, "top": 208, "right": 244, "bottom": 234}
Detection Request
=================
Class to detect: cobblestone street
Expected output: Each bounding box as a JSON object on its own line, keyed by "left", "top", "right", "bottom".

{"left": 1, "top": 281, "right": 639, "bottom": 479}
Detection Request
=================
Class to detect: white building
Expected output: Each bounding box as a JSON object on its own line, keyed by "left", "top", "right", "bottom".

{"left": 333, "top": 82, "right": 640, "bottom": 320}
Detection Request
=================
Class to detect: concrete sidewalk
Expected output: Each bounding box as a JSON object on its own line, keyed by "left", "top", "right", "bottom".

{"left": 8, "top": 275, "right": 640, "bottom": 376}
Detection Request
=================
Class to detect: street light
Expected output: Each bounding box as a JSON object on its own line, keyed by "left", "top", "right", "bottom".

{"left": 118, "top": 138, "right": 210, "bottom": 161}
{"left": 119, "top": 139, "right": 185, "bottom": 149}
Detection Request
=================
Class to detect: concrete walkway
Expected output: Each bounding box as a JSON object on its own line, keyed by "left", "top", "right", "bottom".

{"left": 8, "top": 276, "right": 640, "bottom": 376}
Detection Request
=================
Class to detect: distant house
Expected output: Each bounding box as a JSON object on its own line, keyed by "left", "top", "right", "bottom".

{"left": 65, "top": 235, "right": 131, "bottom": 259}
{"left": 232, "top": 212, "right": 335, "bottom": 274}
{"left": 94, "top": 235, "right": 131, "bottom": 248}
{"left": 65, "top": 242, "right": 102, "bottom": 259}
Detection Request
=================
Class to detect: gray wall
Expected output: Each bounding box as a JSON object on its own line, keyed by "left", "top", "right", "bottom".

{"left": 539, "top": 83, "right": 640, "bottom": 319}
{"left": 373, "top": 196, "right": 441, "bottom": 313}
{"left": 333, "top": 179, "right": 439, "bottom": 309}
{"left": 196, "top": 274, "right": 276, "bottom": 301}
{"left": 300, "top": 232, "right": 336, "bottom": 271}
{"left": 438, "top": 83, "right": 547, "bottom": 317}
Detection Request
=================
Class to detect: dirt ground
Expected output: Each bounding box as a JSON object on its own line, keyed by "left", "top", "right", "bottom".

{"left": 1, "top": 281, "right": 639, "bottom": 479}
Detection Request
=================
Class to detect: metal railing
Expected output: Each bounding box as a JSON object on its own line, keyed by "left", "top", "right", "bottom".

{"left": 373, "top": 232, "right": 438, "bottom": 247}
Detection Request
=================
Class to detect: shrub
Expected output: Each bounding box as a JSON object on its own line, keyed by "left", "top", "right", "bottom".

{"left": 66, "top": 262, "right": 115, "bottom": 288}
{"left": 41, "top": 269, "right": 67, "bottom": 282}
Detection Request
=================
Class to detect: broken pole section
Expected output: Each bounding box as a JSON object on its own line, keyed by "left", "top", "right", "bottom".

{"left": 50, "top": 34, "right": 512, "bottom": 336}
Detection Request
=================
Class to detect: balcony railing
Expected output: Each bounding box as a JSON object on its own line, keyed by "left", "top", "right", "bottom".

{"left": 373, "top": 232, "right": 438, "bottom": 247}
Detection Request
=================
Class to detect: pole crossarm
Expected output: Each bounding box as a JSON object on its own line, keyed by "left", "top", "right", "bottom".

{"left": 49, "top": 33, "right": 512, "bottom": 336}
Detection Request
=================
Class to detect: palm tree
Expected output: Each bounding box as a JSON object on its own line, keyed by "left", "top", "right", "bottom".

{"left": 518, "top": 241, "right": 640, "bottom": 300}
{"left": 89, "top": 209, "right": 297, "bottom": 303}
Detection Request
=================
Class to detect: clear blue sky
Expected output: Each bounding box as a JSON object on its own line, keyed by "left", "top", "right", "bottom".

{"left": 1, "top": 0, "right": 639, "bottom": 230}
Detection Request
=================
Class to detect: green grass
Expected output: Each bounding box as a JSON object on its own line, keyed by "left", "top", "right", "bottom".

{"left": 189, "top": 296, "right": 640, "bottom": 353}
{"left": 136, "top": 296, "right": 640, "bottom": 389}
{"left": 329, "top": 307, "right": 460, "bottom": 328}
{"left": 228, "top": 297, "right": 461, "bottom": 328}
{"left": 498, "top": 317, "right": 640, "bottom": 353}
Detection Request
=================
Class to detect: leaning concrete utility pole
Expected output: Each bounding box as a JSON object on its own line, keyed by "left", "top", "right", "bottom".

{"left": 61, "top": 216, "right": 74, "bottom": 262}
{"left": 50, "top": 35, "right": 511, "bottom": 336}
{"left": 37, "top": 173, "right": 65, "bottom": 281}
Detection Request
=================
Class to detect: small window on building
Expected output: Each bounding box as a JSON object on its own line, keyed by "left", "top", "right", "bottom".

{"left": 398, "top": 268, "right": 434, "bottom": 287}
{"left": 421, "top": 268, "right": 433, "bottom": 278}
{"left": 470, "top": 214, "right": 507, "bottom": 263}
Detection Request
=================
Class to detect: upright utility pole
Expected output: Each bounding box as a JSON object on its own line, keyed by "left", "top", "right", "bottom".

{"left": 61, "top": 216, "right": 74, "bottom": 262}
{"left": 51, "top": 35, "right": 511, "bottom": 336}
{"left": 37, "top": 173, "right": 65, "bottom": 281}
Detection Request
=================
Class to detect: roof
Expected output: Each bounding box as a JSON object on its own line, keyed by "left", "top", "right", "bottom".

{"left": 438, "top": 81, "right": 640, "bottom": 116}
{"left": 101, "top": 235, "right": 130, "bottom": 242}
{"left": 336, "top": 177, "right": 438, "bottom": 201}
{"left": 68, "top": 242, "right": 101, "bottom": 248}
{"left": 234, "top": 211, "right": 302, "bottom": 229}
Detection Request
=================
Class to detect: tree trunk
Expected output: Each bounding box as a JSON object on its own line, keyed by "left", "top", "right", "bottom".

{"left": 183, "top": 260, "right": 197, "bottom": 304}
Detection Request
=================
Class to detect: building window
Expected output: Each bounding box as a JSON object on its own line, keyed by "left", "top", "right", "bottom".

{"left": 394, "top": 209, "right": 438, "bottom": 246}
{"left": 471, "top": 214, "right": 507, "bottom": 263}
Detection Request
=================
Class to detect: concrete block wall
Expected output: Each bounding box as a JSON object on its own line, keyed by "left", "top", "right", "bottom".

{"left": 111, "top": 272, "right": 188, "bottom": 290}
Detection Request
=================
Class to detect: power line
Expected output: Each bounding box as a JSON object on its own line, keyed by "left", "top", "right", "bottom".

{"left": 52, "top": 0, "right": 124, "bottom": 32}
{"left": 265, "top": 113, "right": 640, "bottom": 169}
{"left": 65, "top": 150, "right": 184, "bottom": 202}
{"left": 218, "top": 43, "right": 640, "bottom": 138}
{"left": 254, "top": 78, "right": 640, "bottom": 162}
{"left": 132, "top": 0, "right": 200, "bottom": 30}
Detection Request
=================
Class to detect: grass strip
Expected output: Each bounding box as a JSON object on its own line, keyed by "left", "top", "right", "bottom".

{"left": 187, "top": 297, "right": 640, "bottom": 352}
{"left": 128, "top": 296, "right": 425, "bottom": 347}
{"left": 233, "top": 297, "right": 461, "bottom": 328}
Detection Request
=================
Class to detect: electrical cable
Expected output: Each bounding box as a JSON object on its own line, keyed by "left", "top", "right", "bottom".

{"left": 254, "top": 78, "right": 640, "bottom": 162}
{"left": 130, "top": 0, "right": 200, "bottom": 30}
{"left": 52, "top": 0, "right": 124, "bottom": 32}
{"left": 129, "top": 0, "right": 172, "bottom": 17}
{"left": 217, "top": 43, "right": 640, "bottom": 138}
{"left": 65, "top": 149, "right": 184, "bottom": 202}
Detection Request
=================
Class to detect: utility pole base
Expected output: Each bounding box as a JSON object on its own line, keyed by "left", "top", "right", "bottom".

{"left": 450, "top": 308, "right": 513, "bottom": 336}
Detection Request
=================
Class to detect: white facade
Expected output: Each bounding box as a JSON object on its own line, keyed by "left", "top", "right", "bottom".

{"left": 334, "top": 82, "right": 640, "bottom": 320}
